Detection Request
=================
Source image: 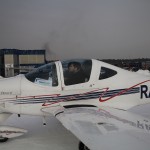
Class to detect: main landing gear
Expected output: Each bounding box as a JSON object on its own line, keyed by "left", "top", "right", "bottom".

{"left": 0, "top": 137, "right": 8, "bottom": 142}
{"left": 79, "top": 141, "right": 90, "bottom": 150}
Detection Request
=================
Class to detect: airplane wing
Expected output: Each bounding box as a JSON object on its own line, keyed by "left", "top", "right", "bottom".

{"left": 0, "top": 105, "right": 27, "bottom": 140}
{"left": 46, "top": 106, "right": 150, "bottom": 150}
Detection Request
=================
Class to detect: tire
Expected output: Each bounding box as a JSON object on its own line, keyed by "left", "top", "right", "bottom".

{"left": 79, "top": 141, "right": 90, "bottom": 150}
{"left": 0, "top": 137, "right": 8, "bottom": 142}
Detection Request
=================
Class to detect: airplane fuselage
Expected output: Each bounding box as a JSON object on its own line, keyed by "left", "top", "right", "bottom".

{"left": 0, "top": 59, "right": 150, "bottom": 117}
{"left": 0, "top": 77, "right": 150, "bottom": 117}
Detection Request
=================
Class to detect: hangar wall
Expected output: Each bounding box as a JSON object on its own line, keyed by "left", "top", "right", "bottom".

{"left": 0, "top": 49, "right": 45, "bottom": 77}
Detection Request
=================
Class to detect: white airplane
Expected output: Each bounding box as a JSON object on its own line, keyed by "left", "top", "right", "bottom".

{"left": 0, "top": 59, "right": 150, "bottom": 150}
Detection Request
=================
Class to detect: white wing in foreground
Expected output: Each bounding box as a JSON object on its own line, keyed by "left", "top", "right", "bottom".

{"left": 51, "top": 106, "right": 150, "bottom": 150}
{"left": 0, "top": 105, "right": 27, "bottom": 140}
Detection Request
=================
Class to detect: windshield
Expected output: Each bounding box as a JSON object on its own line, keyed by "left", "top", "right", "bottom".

{"left": 25, "top": 63, "right": 58, "bottom": 87}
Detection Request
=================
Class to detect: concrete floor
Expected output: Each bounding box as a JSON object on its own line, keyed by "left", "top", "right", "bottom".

{"left": 1, "top": 115, "right": 79, "bottom": 150}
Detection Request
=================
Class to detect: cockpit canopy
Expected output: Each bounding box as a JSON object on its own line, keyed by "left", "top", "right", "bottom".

{"left": 25, "top": 59, "right": 92, "bottom": 87}
{"left": 25, "top": 59, "right": 118, "bottom": 87}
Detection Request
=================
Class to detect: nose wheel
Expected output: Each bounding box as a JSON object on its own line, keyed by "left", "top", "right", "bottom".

{"left": 79, "top": 141, "right": 90, "bottom": 150}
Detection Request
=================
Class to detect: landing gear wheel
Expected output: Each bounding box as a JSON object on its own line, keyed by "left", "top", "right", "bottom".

{"left": 79, "top": 141, "right": 90, "bottom": 150}
{"left": 0, "top": 137, "right": 8, "bottom": 142}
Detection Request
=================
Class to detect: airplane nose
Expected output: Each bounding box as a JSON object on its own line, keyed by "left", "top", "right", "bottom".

{"left": 0, "top": 75, "right": 22, "bottom": 99}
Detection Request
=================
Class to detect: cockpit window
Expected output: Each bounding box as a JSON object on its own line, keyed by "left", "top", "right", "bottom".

{"left": 99, "top": 67, "right": 117, "bottom": 80}
{"left": 62, "top": 59, "right": 92, "bottom": 86}
{"left": 25, "top": 63, "right": 58, "bottom": 87}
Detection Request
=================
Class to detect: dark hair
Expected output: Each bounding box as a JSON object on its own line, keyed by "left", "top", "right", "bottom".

{"left": 68, "top": 62, "right": 81, "bottom": 70}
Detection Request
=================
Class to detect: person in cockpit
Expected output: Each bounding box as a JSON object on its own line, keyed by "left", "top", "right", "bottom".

{"left": 64, "top": 62, "right": 86, "bottom": 85}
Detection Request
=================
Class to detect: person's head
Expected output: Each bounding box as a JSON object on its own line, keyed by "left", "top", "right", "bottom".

{"left": 68, "top": 62, "right": 81, "bottom": 73}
